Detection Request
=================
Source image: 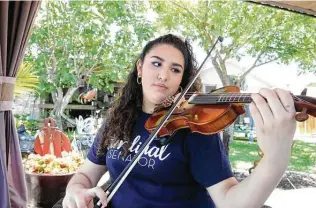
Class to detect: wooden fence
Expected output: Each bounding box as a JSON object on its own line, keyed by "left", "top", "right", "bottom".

{"left": 297, "top": 116, "right": 316, "bottom": 135}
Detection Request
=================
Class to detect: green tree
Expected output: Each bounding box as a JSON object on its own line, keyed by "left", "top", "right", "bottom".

{"left": 150, "top": 0, "right": 316, "bottom": 154}
{"left": 151, "top": 0, "right": 316, "bottom": 88}
{"left": 26, "top": 1, "right": 155, "bottom": 127}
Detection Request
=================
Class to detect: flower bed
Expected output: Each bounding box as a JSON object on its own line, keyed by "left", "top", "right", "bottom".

{"left": 23, "top": 151, "right": 84, "bottom": 207}
{"left": 23, "top": 151, "right": 84, "bottom": 174}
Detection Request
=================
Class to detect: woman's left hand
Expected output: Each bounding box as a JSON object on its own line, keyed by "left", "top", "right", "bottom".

{"left": 250, "top": 88, "right": 297, "bottom": 166}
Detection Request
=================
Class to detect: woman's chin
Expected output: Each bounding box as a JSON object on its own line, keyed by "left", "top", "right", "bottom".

{"left": 151, "top": 96, "right": 168, "bottom": 105}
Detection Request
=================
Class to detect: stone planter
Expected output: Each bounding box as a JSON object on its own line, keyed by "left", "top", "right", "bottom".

{"left": 25, "top": 172, "right": 74, "bottom": 208}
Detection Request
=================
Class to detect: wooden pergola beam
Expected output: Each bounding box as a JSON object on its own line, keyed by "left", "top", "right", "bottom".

{"left": 247, "top": 1, "right": 316, "bottom": 17}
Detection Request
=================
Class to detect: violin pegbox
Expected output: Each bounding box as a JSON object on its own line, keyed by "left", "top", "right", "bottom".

{"left": 295, "top": 88, "right": 309, "bottom": 121}
{"left": 295, "top": 107, "right": 308, "bottom": 122}
{"left": 293, "top": 94, "right": 316, "bottom": 122}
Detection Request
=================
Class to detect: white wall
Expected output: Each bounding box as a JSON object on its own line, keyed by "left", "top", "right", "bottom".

{"left": 199, "top": 58, "right": 316, "bottom": 96}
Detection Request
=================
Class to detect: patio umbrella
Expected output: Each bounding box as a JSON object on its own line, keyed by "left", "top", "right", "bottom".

{"left": 0, "top": 1, "right": 40, "bottom": 207}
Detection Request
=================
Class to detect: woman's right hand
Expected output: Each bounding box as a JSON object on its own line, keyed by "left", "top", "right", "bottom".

{"left": 62, "top": 186, "right": 108, "bottom": 208}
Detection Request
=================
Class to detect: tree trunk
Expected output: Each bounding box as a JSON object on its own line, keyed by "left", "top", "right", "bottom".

{"left": 50, "top": 87, "right": 78, "bottom": 129}
{"left": 223, "top": 125, "right": 234, "bottom": 158}
{"left": 50, "top": 99, "right": 63, "bottom": 129}
{"left": 211, "top": 53, "right": 233, "bottom": 156}
{"left": 211, "top": 55, "right": 230, "bottom": 86}
{"left": 222, "top": 130, "right": 230, "bottom": 158}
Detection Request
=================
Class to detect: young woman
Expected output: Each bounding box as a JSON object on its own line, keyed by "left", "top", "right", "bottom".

{"left": 62, "top": 34, "right": 296, "bottom": 208}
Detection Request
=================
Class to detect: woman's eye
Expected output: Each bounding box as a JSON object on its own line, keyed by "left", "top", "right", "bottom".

{"left": 172, "top": 68, "right": 181, "bottom": 73}
{"left": 152, "top": 61, "right": 161, "bottom": 67}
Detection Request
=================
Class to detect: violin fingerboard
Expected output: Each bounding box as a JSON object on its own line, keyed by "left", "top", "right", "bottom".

{"left": 188, "top": 94, "right": 251, "bottom": 104}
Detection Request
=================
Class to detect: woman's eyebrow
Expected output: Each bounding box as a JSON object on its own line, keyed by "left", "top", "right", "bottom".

{"left": 151, "top": 55, "right": 164, "bottom": 61}
{"left": 151, "top": 56, "right": 183, "bottom": 69}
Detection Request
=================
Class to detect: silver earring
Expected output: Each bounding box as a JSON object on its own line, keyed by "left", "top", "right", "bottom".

{"left": 179, "top": 86, "right": 183, "bottom": 93}
{"left": 137, "top": 76, "right": 141, "bottom": 84}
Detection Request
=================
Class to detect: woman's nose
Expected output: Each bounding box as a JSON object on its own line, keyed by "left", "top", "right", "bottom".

{"left": 158, "top": 67, "right": 168, "bottom": 82}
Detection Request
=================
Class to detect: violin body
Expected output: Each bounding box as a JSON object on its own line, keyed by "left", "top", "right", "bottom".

{"left": 145, "top": 104, "right": 245, "bottom": 137}
{"left": 145, "top": 86, "right": 245, "bottom": 137}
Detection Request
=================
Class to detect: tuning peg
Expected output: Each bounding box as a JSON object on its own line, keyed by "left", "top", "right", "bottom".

{"left": 295, "top": 107, "right": 309, "bottom": 122}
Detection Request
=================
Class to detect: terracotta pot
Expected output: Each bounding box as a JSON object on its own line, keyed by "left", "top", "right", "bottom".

{"left": 25, "top": 172, "right": 74, "bottom": 208}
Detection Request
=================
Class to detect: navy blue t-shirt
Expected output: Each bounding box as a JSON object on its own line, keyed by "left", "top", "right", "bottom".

{"left": 88, "top": 112, "right": 233, "bottom": 208}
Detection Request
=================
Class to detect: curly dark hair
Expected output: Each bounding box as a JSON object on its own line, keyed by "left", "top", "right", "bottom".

{"left": 97, "top": 34, "right": 202, "bottom": 157}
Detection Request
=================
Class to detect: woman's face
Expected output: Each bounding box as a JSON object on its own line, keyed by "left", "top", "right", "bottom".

{"left": 137, "top": 44, "right": 185, "bottom": 111}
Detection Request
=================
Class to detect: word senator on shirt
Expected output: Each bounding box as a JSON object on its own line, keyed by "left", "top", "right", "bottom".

{"left": 108, "top": 135, "right": 171, "bottom": 169}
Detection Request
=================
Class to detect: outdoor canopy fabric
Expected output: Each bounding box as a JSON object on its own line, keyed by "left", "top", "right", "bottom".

{"left": 250, "top": 1, "right": 316, "bottom": 17}
{"left": 0, "top": 1, "right": 40, "bottom": 207}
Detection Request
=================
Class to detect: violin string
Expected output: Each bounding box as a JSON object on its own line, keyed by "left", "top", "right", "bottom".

{"left": 182, "top": 92, "right": 314, "bottom": 105}
{"left": 183, "top": 93, "right": 252, "bottom": 101}
{"left": 183, "top": 92, "right": 252, "bottom": 96}
{"left": 183, "top": 93, "right": 252, "bottom": 104}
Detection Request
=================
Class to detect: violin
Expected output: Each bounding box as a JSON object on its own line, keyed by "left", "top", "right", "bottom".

{"left": 145, "top": 85, "right": 316, "bottom": 137}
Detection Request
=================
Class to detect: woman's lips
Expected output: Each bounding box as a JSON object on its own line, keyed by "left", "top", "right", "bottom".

{"left": 154, "top": 84, "right": 167, "bottom": 90}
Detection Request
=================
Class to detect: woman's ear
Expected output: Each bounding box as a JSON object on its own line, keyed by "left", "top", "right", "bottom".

{"left": 136, "top": 59, "right": 142, "bottom": 76}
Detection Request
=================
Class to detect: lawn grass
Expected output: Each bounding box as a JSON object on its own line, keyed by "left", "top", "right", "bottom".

{"left": 229, "top": 139, "right": 316, "bottom": 174}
